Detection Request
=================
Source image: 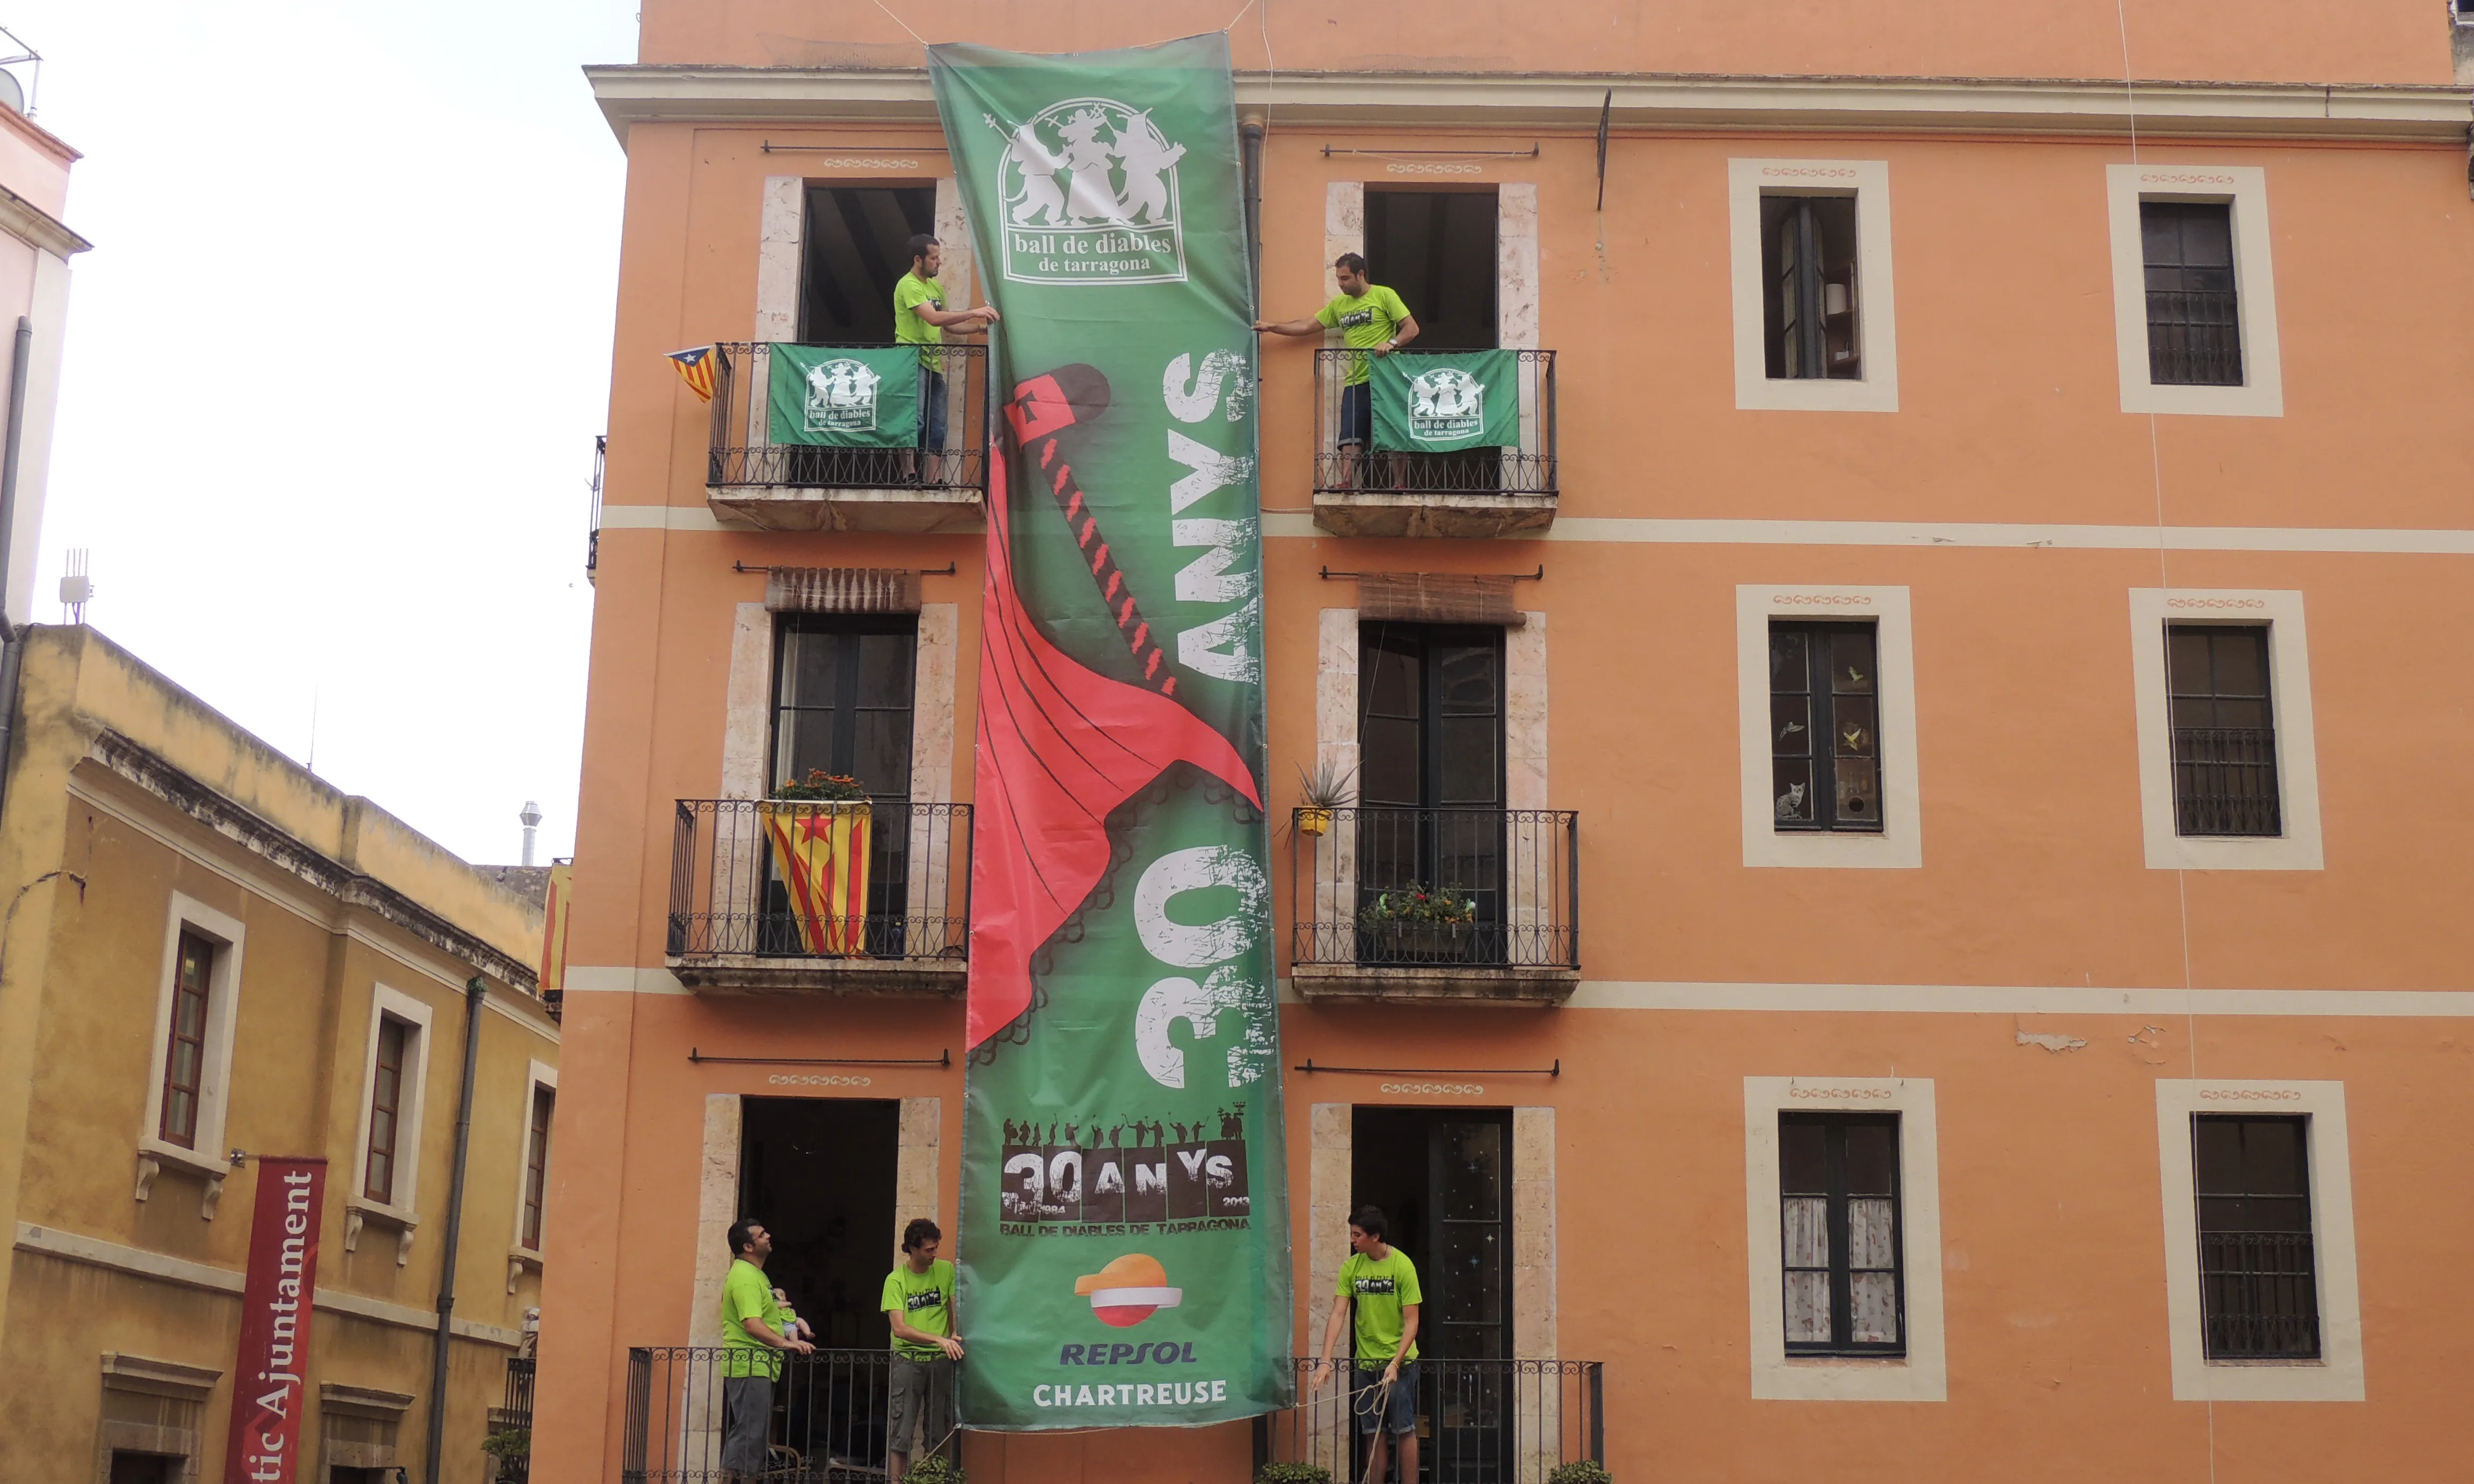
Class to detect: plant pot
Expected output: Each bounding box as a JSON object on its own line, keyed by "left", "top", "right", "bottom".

{"left": 1361, "top": 918, "right": 1473, "bottom": 965}
{"left": 754, "top": 798, "right": 874, "bottom": 955}
{"left": 1297, "top": 807, "right": 1334, "bottom": 836}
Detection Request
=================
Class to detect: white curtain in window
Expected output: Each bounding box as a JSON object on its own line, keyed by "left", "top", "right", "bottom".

{"left": 1848, "top": 1196, "right": 1900, "bottom": 1344}
{"left": 1782, "top": 1196, "right": 1830, "bottom": 1343}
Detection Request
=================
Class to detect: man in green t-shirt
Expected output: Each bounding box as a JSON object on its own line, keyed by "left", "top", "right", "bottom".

{"left": 1313, "top": 1205, "right": 1423, "bottom": 1484}
{"left": 1255, "top": 252, "right": 1421, "bottom": 491}
{"left": 882, "top": 1216, "right": 964, "bottom": 1480}
{"left": 893, "top": 233, "right": 1000, "bottom": 485}
{"left": 717, "top": 1219, "right": 812, "bottom": 1481}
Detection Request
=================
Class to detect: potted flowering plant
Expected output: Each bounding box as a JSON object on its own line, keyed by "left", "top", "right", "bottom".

{"left": 1294, "top": 759, "right": 1356, "bottom": 838}
{"left": 1357, "top": 881, "right": 1478, "bottom": 963}
{"left": 755, "top": 772, "right": 874, "bottom": 954}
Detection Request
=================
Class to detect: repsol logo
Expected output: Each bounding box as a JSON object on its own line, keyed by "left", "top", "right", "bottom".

{"left": 1059, "top": 1341, "right": 1201, "bottom": 1366}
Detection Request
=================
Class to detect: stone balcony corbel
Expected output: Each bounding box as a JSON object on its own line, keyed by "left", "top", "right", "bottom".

{"left": 343, "top": 1196, "right": 420, "bottom": 1266}
{"left": 134, "top": 1140, "right": 230, "bottom": 1220}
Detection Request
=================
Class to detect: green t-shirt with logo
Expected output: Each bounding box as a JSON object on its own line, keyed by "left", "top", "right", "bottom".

{"left": 894, "top": 272, "right": 945, "bottom": 368}
{"left": 1314, "top": 285, "right": 1413, "bottom": 385}
{"left": 882, "top": 1258, "right": 957, "bottom": 1359}
{"left": 720, "top": 1258, "right": 786, "bottom": 1379}
{"left": 1337, "top": 1247, "right": 1423, "bottom": 1365}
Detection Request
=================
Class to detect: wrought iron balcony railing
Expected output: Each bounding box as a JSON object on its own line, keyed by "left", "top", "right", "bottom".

{"left": 667, "top": 799, "right": 970, "bottom": 965}
{"left": 625, "top": 1347, "right": 926, "bottom": 1483}
{"left": 1311, "top": 348, "right": 1556, "bottom": 500}
{"left": 1291, "top": 806, "right": 1578, "bottom": 972}
{"left": 707, "top": 342, "right": 989, "bottom": 496}
{"left": 1253, "top": 1357, "right": 1605, "bottom": 1484}
{"left": 2171, "top": 726, "right": 2280, "bottom": 837}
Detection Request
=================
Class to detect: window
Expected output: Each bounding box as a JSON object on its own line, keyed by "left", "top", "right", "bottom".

{"left": 1762, "top": 197, "right": 1860, "bottom": 380}
{"left": 2167, "top": 624, "right": 2279, "bottom": 836}
{"left": 1358, "top": 624, "right": 1507, "bottom": 961}
{"left": 156, "top": 930, "right": 215, "bottom": 1148}
{"left": 107, "top": 1453, "right": 177, "bottom": 1484}
{"left": 2127, "top": 590, "right": 2321, "bottom": 871}
{"left": 1769, "top": 621, "right": 1881, "bottom": 833}
{"left": 1363, "top": 188, "right": 1498, "bottom": 351}
{"left": 2193, "top": 1115, "right": 2319, "bottom": 1361}
{"left": 2106, "top": 165, "right": 2282, "bottom": 416}
{"left": 772, "top": 614, "right": 917, "bottom": 798}
{"left": 521, "top": 1083, "right": 555, "bottom": 1250}
{"left": 363, "top": 1016, "right": 412, "bottom": 1203}
{"left": 1779, "top": 1113, "right": 1904, "bottom": 1356}
{"left": 2142, "top": 202, "right": 2241, "bottom": 387}
{"left": 1728, "top": 159, "right": 1899, "bottom": 412}
{"left": 797, "top": 185, "right": 937, "bottom": 341}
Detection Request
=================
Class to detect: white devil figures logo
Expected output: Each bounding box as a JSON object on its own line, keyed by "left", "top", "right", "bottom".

{"left": 986, "top": 99, "right": 1189, "bottom": 285}
{"left": 1407, "top": 366, "right": 1487, "bottom": 443}
{"left": 803, "top": 358, "right": 882, "bottom": 434}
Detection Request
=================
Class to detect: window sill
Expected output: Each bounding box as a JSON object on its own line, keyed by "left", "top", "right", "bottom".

{"left": 2203, "top": 1357, "right": 2327, "bottom": 1368}
{"left": 134, "top": 1140, "right": 231, "bottom": 1220}
{"left": 1785, "top": 1355, "right": 1910, "bottom": 1367}
{"left": 508, "top": 1244, "right": 544, "bottom": 1294}
{"left": 344, "top": 1196, "right": 420, "bottom": 1267}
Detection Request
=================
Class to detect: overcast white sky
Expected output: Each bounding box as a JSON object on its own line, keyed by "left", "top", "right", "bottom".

{"left": 16, "top": 0, "right": 640, "bottom": 865}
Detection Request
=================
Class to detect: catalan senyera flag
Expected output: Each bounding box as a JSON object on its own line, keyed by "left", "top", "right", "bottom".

{"left": 667, "top": 345, "right": 719, "bottom": 403}
{"left": 754, "top": 801, "right": 872, "bottom": 955}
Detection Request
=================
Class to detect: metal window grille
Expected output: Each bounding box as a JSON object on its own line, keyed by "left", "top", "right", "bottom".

{"left": 2142, "top": 201, "right": 2243, "bottom": 386}
{"left": 2193, "top": 1115, "right": 2320, "bottom": 1360}
{"left": 2166, "top": 624, "right": 2281, "bottom": 836}
{"left": 1769, "top": 621, "right": 1883, "bottom": 833}
{"left": 1778, "top": 1112, "right": 1907, "bottom": 1356}
{"left": 158, "top": 929, "right": 214, "bottom": 1148}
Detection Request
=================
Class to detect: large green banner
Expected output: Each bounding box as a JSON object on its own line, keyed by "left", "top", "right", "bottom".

{"left": 931, "top": 35, "right": 1291, "bottom": 1431}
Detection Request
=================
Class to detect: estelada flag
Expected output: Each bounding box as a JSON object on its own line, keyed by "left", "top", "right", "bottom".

{"left": 667, "top": 345, "right": 719, "bottom": 402}
{"left": 754, "top": 801, "right": 872, "bottom": 955}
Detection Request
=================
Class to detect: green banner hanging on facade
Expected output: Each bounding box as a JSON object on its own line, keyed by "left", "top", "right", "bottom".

{"left": 930, "top": 33, "right": 1292, "bottom": 1432}
{"left": 766, "top": 344, "right": 922, "bottom": 446}
{"left": 1370, "top": 348, "right": 1522, "bottom": 452}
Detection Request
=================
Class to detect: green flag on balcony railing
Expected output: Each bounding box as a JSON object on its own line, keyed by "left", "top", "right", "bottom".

{"left": 930, "top": 32, "right": 1292, "bottom": 1434}
{"left": 1370, "top": 348, "right": 1521, "bottom": 452}
{"left": 766, "top": 344, "right": 922, "bottom": 446}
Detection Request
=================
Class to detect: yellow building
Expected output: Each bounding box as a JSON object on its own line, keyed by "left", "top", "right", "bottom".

{"left": 0, "top": 625, "right": 561, "bottom": 1483}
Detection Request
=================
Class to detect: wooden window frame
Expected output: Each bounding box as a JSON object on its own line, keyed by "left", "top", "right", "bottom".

{"left": 768, "top": 612, "right": 921, "bottom": 801}
{"left": 1767, "top": 619, "right": 1885, "bottom": 835}
{"left": 521, "top": 1083, "right": 555, "bottom": 1250}
{"left": 1728, "top": 158, "right": 1899, "bottom": 413}
{"left": 363, "top": 1016, "right": 412, "bottom": 1204}
{"left": 156, "top": 930, "right": 216, "bottom": 1149}
{"left": 2165, "top": 623, "right": 2280, "bottom": 838}
{"left": 1778, "top": 1111, "right": 1907, "bottom": 1358}
{"left": 1762, "top": 195, "right": 1861, "bottom": 381}
{"left": 2140, "top": 201, "right": 2244, "bottom": 388}
{"left": 2192, "top": 1113, "right": 2320, "bottom": 1362}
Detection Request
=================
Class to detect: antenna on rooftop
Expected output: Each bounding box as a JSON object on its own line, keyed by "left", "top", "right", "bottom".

{"left": 520, "top": 801, "right": 543, "bottom": 867}
{"left": 59, "top": 549, "right": 91, "bottom": 624}
{"left": 0, "top": 26, "right": 42, "bottom": 116}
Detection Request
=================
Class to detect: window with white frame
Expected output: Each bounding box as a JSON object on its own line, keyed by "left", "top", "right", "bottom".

{"left": 2106, "top": 165, "right": 2283, "bottom": 417}
{"left": 515, "top": 1060, "right": 558, "bottom": 1254}
{"left": 2127, "top": 590, "right": 2322, "bottom": 870}
{"left": 1743, "top": 1078, "right": 1946, "bottom": 1401}
{"left": 1728, "top": 159, "right": 1899, "bottom": 412}
{"left": 1737, "top": 587, "right": 1921, "bottom": 868}
{"left": 352, "top": 986, "right": 434, "bottom": 1215}
{"left": 2153, "top": 1081, "right": 2363, "bottom": 1401}
{"left": 140, "top": 894, "right": 246, "bottom": 1172}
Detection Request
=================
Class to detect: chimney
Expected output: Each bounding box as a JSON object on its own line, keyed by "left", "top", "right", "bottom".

{"left": 519, "top": 801, "right": 543, "bottom": 867}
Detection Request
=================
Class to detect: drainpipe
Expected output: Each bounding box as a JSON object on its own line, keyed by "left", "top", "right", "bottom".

{"left": 0, "top": 316, "right": 34, "bottom": 829}
{"left": 1241, "top": 114, "right": 1266, "bottom": 318}
{"left": 424, "top": 974, "right": 486, "bottom": 1484}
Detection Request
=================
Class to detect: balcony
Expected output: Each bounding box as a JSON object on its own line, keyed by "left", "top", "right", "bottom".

{"left": 705, "top": 342, "right": 988, "bottom": 533}
{"left": 666, "top": 799, "right": 970, "bottom": 995}
{"left": 1254, "top": 1358, "right": 1605, "bottom": 1484}
{"left": 1311, "top": 348, "right": 1557, "bottom": 539}
{"left": 626, "top": 1347, "right": 918, "bottom": 1483}
{"left": 1289, "top": 806, "right": 1580, "bottom": 1005}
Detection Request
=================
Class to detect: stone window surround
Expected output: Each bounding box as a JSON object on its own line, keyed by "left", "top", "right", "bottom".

{"left": 508, "top": 1057, "right": 558, "bottom": 1293}
{"left": 1319, "top": 179, "right": 1541, "bottom": 354}
{"left": 1726, "top": 158, "right": 1902, "bottom": 413}
{"left": 1741, "top": 1076, "right": 1948, "bottom": 1402}
{"left": 719, "top": 601, "right": 959, "bottom": 805}
{"left": 1735, "top": 585, "right": 1923, "bottom": 869}
{"left": 343, "top": 983, "right": 435, "bottom": 1266}
{"left": 318, "top": 1383, "right": 416, "bottom": 1476}
{"left": 2127, "top": 587, "right": 2323, "bottom": 871}
{"left": 136, "top": 893, "right": 248, "bottom": 1221}
{"left": 2106, "top": 163, "right": 2284, "bottom": 418}
{"left": 692, "top": 1093, "right": 945, "bottom": 1345}
{"left": 94, "top": 1352, "right": 219, "bottom": 1484}
{"left": 756, "top": 174, "right": 976, "bottom": 341}
{"left": 1315, "top": 606, "right": 1548, "bottom": 814}
{"left": 2153, "top": 1079, "right": 2363, "bottom": 1401}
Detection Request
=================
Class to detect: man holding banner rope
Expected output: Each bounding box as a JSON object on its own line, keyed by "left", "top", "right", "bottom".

{"left": 1313, "top": 1206, "right": 1423, "bottom": 1484}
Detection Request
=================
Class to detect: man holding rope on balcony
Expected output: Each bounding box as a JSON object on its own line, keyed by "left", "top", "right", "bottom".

{"left": 894, "top": 234, "right": 1000, "bottom": 485}
{"left": 884, "top": 1217, "right": 965, "bottom": 1481}
{"left": 1254, "top": 253, "right": 1420, "bottom": 492}
{"left": 1312, "top": 1205, "right": 1423, "bottom": 1484}
{"left": 718, "top": 1219, "right": 813, "bottom": 1482}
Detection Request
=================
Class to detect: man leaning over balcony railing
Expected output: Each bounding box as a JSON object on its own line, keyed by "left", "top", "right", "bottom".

{"left": 719, "top": 1219, "right": 813, "bottom": 1482}
{"left": 896, "top": 234, "right": 1000, "bottom": 486}
{"left": 1255, "top": 252, "right": 1419, "bottom": 492}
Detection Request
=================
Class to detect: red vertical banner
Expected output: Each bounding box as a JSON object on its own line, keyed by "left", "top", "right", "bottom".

{"left": 223, "top": 1157, "right": 327, "bottom": 1484}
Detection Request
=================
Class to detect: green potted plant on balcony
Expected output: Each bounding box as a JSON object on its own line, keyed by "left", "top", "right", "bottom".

{"left": 1358, "top": 881, "right": 1478, "bottom": 964}
{"left": 755, "top": 770, "right": 874, "bottom": 956}
{"left": 1294, "top": 758, "right": 1356, "bottom": 838}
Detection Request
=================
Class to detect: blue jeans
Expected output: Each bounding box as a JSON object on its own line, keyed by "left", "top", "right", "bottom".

{"left": 920, "top": 368, "right": 948, "bottom": 450}
{"left": 1337, "top": 380, "right": 1372, "bottom": 448}
{"left": 1351, "top": 1358, "right": 1418, "bottom": 1436}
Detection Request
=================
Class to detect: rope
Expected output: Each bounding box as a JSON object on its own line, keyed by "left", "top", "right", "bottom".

{"left": 871, "top": 0, "right": 929, "bottom": 46}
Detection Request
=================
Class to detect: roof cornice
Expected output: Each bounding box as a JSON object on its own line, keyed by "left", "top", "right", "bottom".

{"left": 0, "top": 178, "right": 88, "bottom": 258}
{"left": 586, "top": 63, "right": 2472, "bottom": 146}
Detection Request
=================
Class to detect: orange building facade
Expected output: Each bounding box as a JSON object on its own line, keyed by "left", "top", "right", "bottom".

{"left": 539, "top": 4, "right": 2474, "bottom": 1480}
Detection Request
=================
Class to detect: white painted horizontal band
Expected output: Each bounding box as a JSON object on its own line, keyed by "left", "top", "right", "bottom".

{"left": 620, "top": 506, "right": 2474, "bottom": 556}
{"left": 1567, "top": 981, "right": 2474, "bottom": 1016}
{"left": 13, "top": 1222, "right": 524, "bottom": 1347}
{"left": 587, "top": 66, "right": 2471, "bottom": 144}
{"left": 567, "top": 964, "right": 691, "bottom": 994}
